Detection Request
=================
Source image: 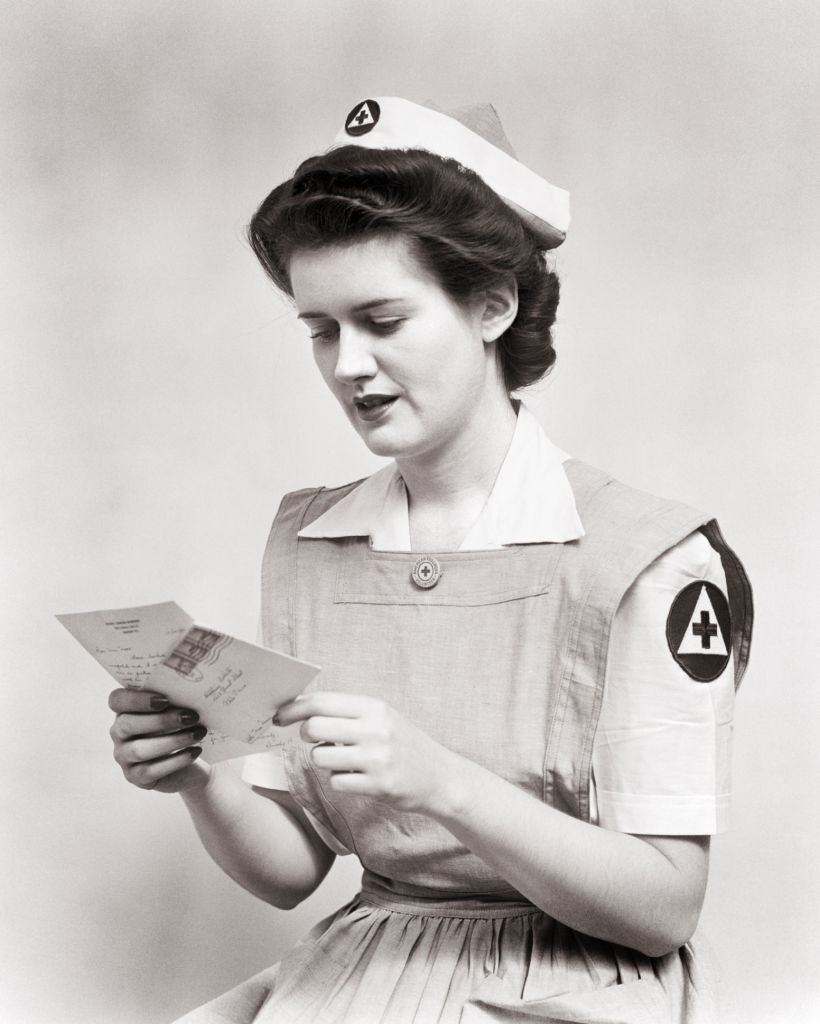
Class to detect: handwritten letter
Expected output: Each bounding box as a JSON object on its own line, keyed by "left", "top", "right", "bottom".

{"left": 57, "top": 602, "right": 321, "bottom": 762}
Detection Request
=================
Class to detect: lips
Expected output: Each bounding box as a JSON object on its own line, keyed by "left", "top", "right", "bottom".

{"left": 354, "top": 394, "right": 397, "bottom": 409}
{"left": 354, "top": 394, "right": 398, "bottom": 422}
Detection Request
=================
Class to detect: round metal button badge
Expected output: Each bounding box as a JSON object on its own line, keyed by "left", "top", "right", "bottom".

{"left": 411, "top": 555, "right": 442, "bottom": 589}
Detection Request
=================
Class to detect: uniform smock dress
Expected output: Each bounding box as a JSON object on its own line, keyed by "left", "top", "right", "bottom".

{"left": 176, "top": 402, "right": 753, "bottom": 1024}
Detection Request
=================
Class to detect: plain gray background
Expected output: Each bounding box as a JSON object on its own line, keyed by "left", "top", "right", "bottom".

{"left": 3, "top": 2, "right": 818, "bottom": 1022}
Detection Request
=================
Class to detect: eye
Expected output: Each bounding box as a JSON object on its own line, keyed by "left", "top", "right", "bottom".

{"left": 370, "top": 318, "right": 404, "bottom": 334}
{"left": 309, "top": 325, "right": 338, "bottom": 343}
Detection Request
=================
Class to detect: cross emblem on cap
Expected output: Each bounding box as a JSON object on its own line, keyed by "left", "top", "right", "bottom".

{"left": 344, "top": 99, "right": 380, "bottom": 136}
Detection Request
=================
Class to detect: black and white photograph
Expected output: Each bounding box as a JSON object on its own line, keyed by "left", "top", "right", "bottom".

{"left": 3, "top": 2, "right": 818, "bottom": 1022}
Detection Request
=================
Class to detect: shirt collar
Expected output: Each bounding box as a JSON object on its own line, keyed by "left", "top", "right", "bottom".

{"left": 297, "top": 400, "right": 585, "bottom": 550}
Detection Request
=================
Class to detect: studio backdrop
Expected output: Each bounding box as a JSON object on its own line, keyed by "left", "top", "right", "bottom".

{"left": 3, "top": 2, "right": 818, "bottom": 1023}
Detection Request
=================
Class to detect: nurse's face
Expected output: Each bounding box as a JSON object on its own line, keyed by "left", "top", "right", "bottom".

{"left": 289, "top": 235, "right": 504, "bottom": 460}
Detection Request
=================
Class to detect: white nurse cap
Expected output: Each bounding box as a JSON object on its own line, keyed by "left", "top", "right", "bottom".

{"left": 329, "top": 96, "right": 570, "bottom": 249}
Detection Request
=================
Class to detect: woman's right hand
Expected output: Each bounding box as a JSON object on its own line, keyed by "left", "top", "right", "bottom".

{"left": 108, "top": 688, "right": 210, "bottom": 794}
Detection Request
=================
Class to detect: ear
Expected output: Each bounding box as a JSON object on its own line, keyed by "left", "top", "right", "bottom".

{"left": 478, "top": 279, "right": 518, "bottom": 344}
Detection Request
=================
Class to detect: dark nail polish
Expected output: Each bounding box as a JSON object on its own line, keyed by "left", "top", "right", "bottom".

{"left": 188, "top": 746, "right": 202, "bottom": 759}
{"left": 272, "top": 712, "right": 281, "bottom": 726}
{"left": 179, "top": 710, "right": 199, "bottom": 725}
{"left": 191, "top": 725, "right": 208, "bottom": 741}
{"left": 151, "top": 696, "right": 169, "bottom": 710}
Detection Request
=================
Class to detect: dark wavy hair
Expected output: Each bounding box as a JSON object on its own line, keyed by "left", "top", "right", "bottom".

{"left": 247, "top": 145, "right": 560, "bottom": 393}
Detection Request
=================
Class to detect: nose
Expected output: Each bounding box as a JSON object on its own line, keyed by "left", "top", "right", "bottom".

{"left": 333, "top": 325, "right": 378, "bottom": 385}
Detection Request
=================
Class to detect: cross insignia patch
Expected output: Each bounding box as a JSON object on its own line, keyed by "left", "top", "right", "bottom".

{"left": 666, "top": 581, "right": 732, "bottom": 681}
{"left": 345, "top": 99, "right": 380, "bottom": 137}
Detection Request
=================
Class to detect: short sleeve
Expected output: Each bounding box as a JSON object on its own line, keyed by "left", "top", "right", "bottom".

{"left": 240, "top": 748, "right": 291, "bottom": 790}
{"left": 591, "top": 530, "right": 735, "bottom": 835}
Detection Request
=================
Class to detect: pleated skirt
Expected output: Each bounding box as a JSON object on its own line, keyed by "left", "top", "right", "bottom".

{"left": 172, "top": 876, "right": 733, "bottom": 1024}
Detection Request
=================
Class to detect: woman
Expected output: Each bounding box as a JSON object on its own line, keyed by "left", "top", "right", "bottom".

{"left": 108, "top": 97, "right": 752, "bottom": 1022}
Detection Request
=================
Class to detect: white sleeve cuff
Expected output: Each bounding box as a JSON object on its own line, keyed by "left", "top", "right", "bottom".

{"left": 240, "top": 748, "right": 290, "bottom": 790}
{"left": 593, "top": 786, "right": 730, "bottom": 835}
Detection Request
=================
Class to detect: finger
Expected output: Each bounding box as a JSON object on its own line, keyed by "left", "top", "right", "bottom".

{"left": 116, "top": 726, "right": 208, "bottom": 766}
{"left": 327, "top": 772, "right": 375, "bottom": 795}
{"left": 108, "top": 688, "right": 174, "bottom": 714}
{"left": 110, "top": 708, "right": 200, "bottom": 742}
{"left": 309, "top": 742, "right": 363, "bottom": 772}
{"left": 124, "top": 747, "right": 203, "bottom": 789}
{"left": 277, "top": 692, "right": 372, "bottom": 726}
{"left": 300, "top": 716, "right": 362, "bottom": 744}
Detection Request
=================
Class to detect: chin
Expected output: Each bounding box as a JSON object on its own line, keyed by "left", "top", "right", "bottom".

{"left": 360, "top": 434, "right": 409, "bottom": 458}
{"left": 354, "top": 424, "right": 422, "bottom": 459}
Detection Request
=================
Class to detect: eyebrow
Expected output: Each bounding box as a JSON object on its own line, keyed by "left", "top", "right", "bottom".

{"left": 296, "top": 298, "right": 405, "bottom": 320}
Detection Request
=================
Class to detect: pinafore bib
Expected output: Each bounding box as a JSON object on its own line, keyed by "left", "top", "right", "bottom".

{"left": 176, "top": 461, "right": 752, "bottom": 1024}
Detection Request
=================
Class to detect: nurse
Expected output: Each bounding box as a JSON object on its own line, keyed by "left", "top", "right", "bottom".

{"left": 107, "top": 97, "right": 752, "bottom": 1022}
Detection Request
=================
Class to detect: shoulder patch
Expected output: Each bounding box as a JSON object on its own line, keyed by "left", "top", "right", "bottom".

{"left": 666, "top": 581, "right": 732, "bottom": 681}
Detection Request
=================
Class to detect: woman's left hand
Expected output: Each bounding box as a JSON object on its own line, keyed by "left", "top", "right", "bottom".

{"left": 274, "top": 692, "right": 460, "bottom": 815}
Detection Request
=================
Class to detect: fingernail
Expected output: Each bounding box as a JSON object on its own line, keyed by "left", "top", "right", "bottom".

{"left": 189, "top": 746, "right": 202, "bottom": 759}
{"left": 179, "top": 710, "right": 199, "bottom": 725}
{"left": 151, "top": 696, "right": 170, "bottom": 710}
{"left": 191, "top": 725, "right": 208, "bottom": 741}
{"left": 272, "top": 712, "right": 281, "bottom": 726}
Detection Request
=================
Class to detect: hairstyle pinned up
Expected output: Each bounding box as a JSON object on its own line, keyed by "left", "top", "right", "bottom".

{"left": 248, "top": 145, "right": 560, "bottom": 393}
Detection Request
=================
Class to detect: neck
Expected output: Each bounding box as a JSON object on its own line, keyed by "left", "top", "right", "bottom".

{"left": 397, "top": 390, "right": 519, "bottom": 516}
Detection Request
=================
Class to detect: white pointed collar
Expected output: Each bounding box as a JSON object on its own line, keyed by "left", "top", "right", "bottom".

{"left": 297, "top": 401, "right": 585, "bottom": 550}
